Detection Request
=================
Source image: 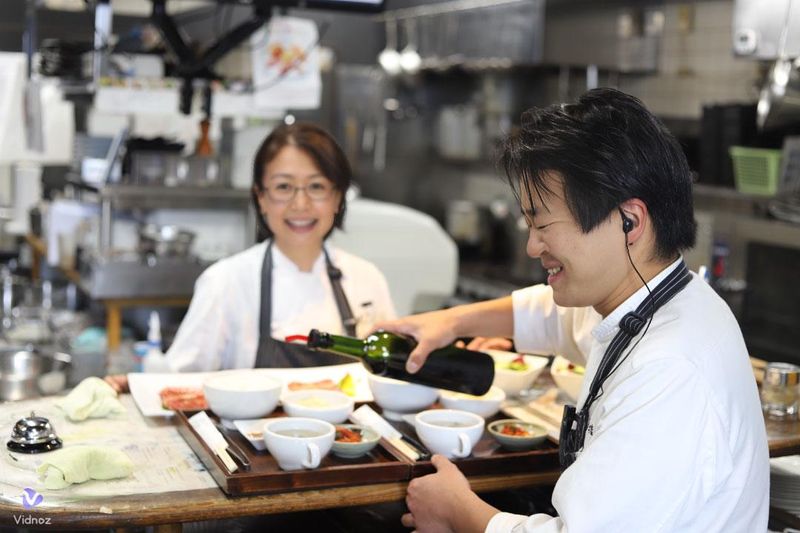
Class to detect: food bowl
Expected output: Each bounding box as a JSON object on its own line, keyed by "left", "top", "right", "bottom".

{"left": 488, "top": 419, "right": 548, "bottom": 451}
{"left": 331, "top": 424, "right": 380, "bottom": 458}
{"left": 282, "top": 390, "right": 354, "bottom": 424}
{"left": 550, "top": 355, "right": 585, "bottom": 402}
{"left": 367, "top": 374, "right": 439, "bottom": 420}
{"left": 263, "top": 417, "right": 335, "bottom": 471}
{"left": 438, "top": 385, "right": 506, "bottom": 419}
{"left": 203, "top": 369, "right": 282, "bottom": 421}
{"left": 487, "top": 350, "right": 549, "bottom": 397}
{"left": 414, "top": 409, "right": 485, "bottom": 459}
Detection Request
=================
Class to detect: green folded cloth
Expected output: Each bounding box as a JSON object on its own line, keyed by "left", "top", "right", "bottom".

{"left": 56, "top": 377, "right": 126, "bottom": 422}
{"left": 36, "top": 445, "right": 134, "bottom": 490}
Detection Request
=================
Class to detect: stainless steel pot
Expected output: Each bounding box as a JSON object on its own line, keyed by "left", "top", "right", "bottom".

{"left": 137, "top": 224, "right": 196, "bottom": 258}
{"left": 0, "top": 349, "right": 72, "bottom": 401}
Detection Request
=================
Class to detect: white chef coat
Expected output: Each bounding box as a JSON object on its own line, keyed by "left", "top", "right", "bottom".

{"left": 166, "top": 241, "right": 396, "bottom": 372}
{"left": 488, "top": 258, "right": 769, "bottom": 533}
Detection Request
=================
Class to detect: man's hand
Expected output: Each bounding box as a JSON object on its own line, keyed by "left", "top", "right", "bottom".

{"left": 461, "top": 337, "right": 513, "bottom": 352}
{"left": 375, "top": 309, "right": 461, "bottom": 374}
{"left": 401, "top": 455, "right": 498, "bottom": 533}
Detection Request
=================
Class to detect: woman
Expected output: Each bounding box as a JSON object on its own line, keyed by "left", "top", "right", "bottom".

{"left": 107, "top": 122, "right": 395, "bottom": 389}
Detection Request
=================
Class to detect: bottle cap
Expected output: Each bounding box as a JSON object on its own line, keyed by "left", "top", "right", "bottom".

{"left": 147, "top": 311, "right": 161, "bottom": 344}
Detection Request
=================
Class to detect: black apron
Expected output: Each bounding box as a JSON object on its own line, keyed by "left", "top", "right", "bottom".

{"left": 254, "top": 241, "right": 357, "bottom": 368}
{"left": 559, "top": 260, "right": 693, "bottom": 468}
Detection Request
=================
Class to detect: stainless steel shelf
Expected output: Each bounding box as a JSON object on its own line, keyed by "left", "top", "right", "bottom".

{"left": 100, "top": 185, "right": 252, "bottom": 210}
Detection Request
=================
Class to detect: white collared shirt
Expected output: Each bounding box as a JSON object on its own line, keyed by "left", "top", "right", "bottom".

{"left": 166, "top": 241, "right": 396, "bottom": 371}
{"left": 489, "top": 258, "right": 769, "bottom": 533}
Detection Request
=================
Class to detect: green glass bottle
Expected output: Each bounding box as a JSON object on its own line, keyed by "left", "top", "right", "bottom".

{"left": 306, "top": 329, "right": 494, "bottom": 395}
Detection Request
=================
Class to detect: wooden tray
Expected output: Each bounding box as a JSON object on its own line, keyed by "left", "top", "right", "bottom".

{"left": 175, "top": 406, "right": 562, "bottom": 496}
{"left": 386, "top": 412, "right": 561, "bottom": 478}
{"left": 174, "top": 409, "right": 411, "bottom": 496}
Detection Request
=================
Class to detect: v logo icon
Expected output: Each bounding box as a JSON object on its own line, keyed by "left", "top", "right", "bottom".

{"left": 22, "top": 488, "right": 43, "bottom": 510}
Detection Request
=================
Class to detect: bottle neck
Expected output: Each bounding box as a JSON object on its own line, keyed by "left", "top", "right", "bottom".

{"left": 307, "top": 329, "right": 365, "bottom": 358}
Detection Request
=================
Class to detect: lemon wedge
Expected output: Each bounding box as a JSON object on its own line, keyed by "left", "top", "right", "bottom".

{"left": 338, "top": 373, "right": 357, "bottom": 397}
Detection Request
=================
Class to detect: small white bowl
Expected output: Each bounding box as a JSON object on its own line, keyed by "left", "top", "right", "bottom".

{"left": 204, "top": 369, "right": 282, "bottom": 421}
{"left": 488, "top": 350, "right": 549, "bottom": 397}
{"left": 415, "top": 409, "right": 485, "bottom": 459}
{"left": 439, "top": 385, "right": 506, "bottom": 419}
{"left": 282, "top": 390, "right": 354, "bottom": 424}
{"left": 488, "top": 419, "right": 548, "bottom": 451}
{"left": 264, "top": 417, "right": 335, "bottom": 471}
{"left": 367, "top": 374, "right": 439, "bottom": 420}
{"left": 550, "top": 355, "right": 585, "bottom": 402}
{"left": 331, "top": 424, "right": 381, "bottom": 459}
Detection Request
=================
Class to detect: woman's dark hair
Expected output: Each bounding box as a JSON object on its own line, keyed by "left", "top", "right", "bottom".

{"left": 251, "top": 122, "right": 351, "bottom": 239}
{"left": 498, "top": 87, "right": 696, "bottom": 260}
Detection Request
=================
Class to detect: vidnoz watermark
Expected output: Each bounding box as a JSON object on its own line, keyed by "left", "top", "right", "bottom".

{"left": 14, "top": 488, "right": 52, "bottom": 526}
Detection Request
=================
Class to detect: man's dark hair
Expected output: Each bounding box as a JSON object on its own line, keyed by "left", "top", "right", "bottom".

{"left": 499, "top": 87, "right": 696, "bottom": 260}
{"left": 251, "top": 122, "right": 351, "bottom": 239}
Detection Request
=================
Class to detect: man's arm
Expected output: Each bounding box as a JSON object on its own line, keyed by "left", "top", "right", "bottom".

{"left": 376, "top": 296, "right": 514, "bottom": 373}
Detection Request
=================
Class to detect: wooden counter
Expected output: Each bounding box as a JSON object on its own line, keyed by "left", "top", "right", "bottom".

{"left": 1, "top": 389, "right": 798, "bottom": 530}
{"left": 0, "top": 459, "right": 559, "bottom": 530}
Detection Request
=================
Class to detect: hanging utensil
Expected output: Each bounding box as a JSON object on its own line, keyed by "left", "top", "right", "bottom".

{"left": 757, "top": 0, "right": 800, "bottom": 130}
{"left": 378, "top": 18, "right": 402, "bottom": 76}
{"left": 399, "top": 18, "right": 422, "bottom": 75}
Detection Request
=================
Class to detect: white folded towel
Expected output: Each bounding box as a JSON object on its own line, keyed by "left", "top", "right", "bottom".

{"left": 56, "top": 377, "right": 126, "bottom": 422}
{"left": 36, "top": 445, "right": 133, "bottom": 490}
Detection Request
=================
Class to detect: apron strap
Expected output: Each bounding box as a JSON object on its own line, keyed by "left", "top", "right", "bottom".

{"left": 323, "top": 249, "right": 357, "bottom": 337}
{"left": 255, "top": 242, "right": 356, "bottom": 368}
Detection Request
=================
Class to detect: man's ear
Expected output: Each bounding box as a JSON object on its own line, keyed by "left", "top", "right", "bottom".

{"left": 618, "top": 199, "right": 648, "bottom": 245}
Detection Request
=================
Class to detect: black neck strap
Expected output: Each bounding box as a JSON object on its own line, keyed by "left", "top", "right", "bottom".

{"left": 259, "top": 241, "right": 357, "bottom": 341}
{"left": 559, "top": 260, "right": 693, "bottom": 468}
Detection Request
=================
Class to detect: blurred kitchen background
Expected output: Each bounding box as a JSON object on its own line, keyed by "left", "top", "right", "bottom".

{"left": 0, "top": 0, "right": 799, "bottom": 398}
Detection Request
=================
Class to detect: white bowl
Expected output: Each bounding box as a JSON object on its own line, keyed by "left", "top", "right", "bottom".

{"left": 264, "top": 417, "right": 335, "bottom": 471}
{"left": 488, "top": 419, "right": 548, "bottom": 451}
{"left": 487, "top": 350, "right": 549, "bottom": 396}
{"left": 203, "top": 369, "right": 282, "bottom": 421}
{"left": 550, "top": 355, "right": 585, "bottom": 402}
{"left": 282, "top": 390, "right": 354, "bottom": 424}
{"left": 331, "top": 424, "right": 381, "bottom": 459}
{"left": 439, "top": 385, "right": 506, "bottom": 419}
{"left": 367, "top": 373, "right": 439, "bottom": 420}
{"left": 415, "top": 409, "right": 485, "bottom": 459}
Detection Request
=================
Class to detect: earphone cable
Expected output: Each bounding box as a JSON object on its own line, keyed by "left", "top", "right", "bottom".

{"left": 605, "top": 235, "right": 654, "bottom": 380}
{"left": 584, "top": 227, "right": 654, "bottom": 407}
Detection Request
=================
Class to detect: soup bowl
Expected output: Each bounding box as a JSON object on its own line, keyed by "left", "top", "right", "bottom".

{"left": 263, "top": 417, "right": 335, "bottom": 471}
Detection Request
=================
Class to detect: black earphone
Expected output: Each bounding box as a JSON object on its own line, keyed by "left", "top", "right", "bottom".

{"left": 619, "top": 208, "right": 634, "bottom": 234}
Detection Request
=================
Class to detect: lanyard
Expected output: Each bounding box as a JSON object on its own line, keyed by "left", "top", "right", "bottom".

{"left": 559, "top": 261, "right": 693, "bottom": 468}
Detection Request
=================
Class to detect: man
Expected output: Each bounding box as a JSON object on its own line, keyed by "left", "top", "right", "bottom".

{"left": 379, "top": 88, "right": 768, "bottom": 532}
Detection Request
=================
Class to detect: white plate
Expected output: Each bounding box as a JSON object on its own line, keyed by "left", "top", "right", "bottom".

{"left": 128, "top": 363, "right": 373, "bottom": 417}
{"left": 128, "top": 372, "right": 213, "bottom": 417}
{"left": 232, "top": 419, "right": 269, "bottom": 451}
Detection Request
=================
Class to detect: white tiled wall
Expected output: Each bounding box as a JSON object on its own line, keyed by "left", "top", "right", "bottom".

{"left": 546, "top": 0, "right": 762, "bottom": 119}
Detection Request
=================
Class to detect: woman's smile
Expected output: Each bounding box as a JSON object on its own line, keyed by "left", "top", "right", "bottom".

{"left": 284, "top": 218, "right": 318, "bottom": 233}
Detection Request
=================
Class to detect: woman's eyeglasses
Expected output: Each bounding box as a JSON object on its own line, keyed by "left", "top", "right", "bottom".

{"left": 262, "top": 181, "right": 335, "bottom": 203}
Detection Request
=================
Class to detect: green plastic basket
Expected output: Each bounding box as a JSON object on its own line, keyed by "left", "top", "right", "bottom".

{"left": 729, "top": 146, "right": 782, "bottom": 196}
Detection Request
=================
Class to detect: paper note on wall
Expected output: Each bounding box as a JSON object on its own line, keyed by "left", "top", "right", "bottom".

{"left": 251, "top": 17, "right": 321, "bottom": 110}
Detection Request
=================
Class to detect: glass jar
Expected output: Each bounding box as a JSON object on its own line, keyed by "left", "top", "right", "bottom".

{"left": 761, "top": 362, "right": 800, "bottom": 419}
